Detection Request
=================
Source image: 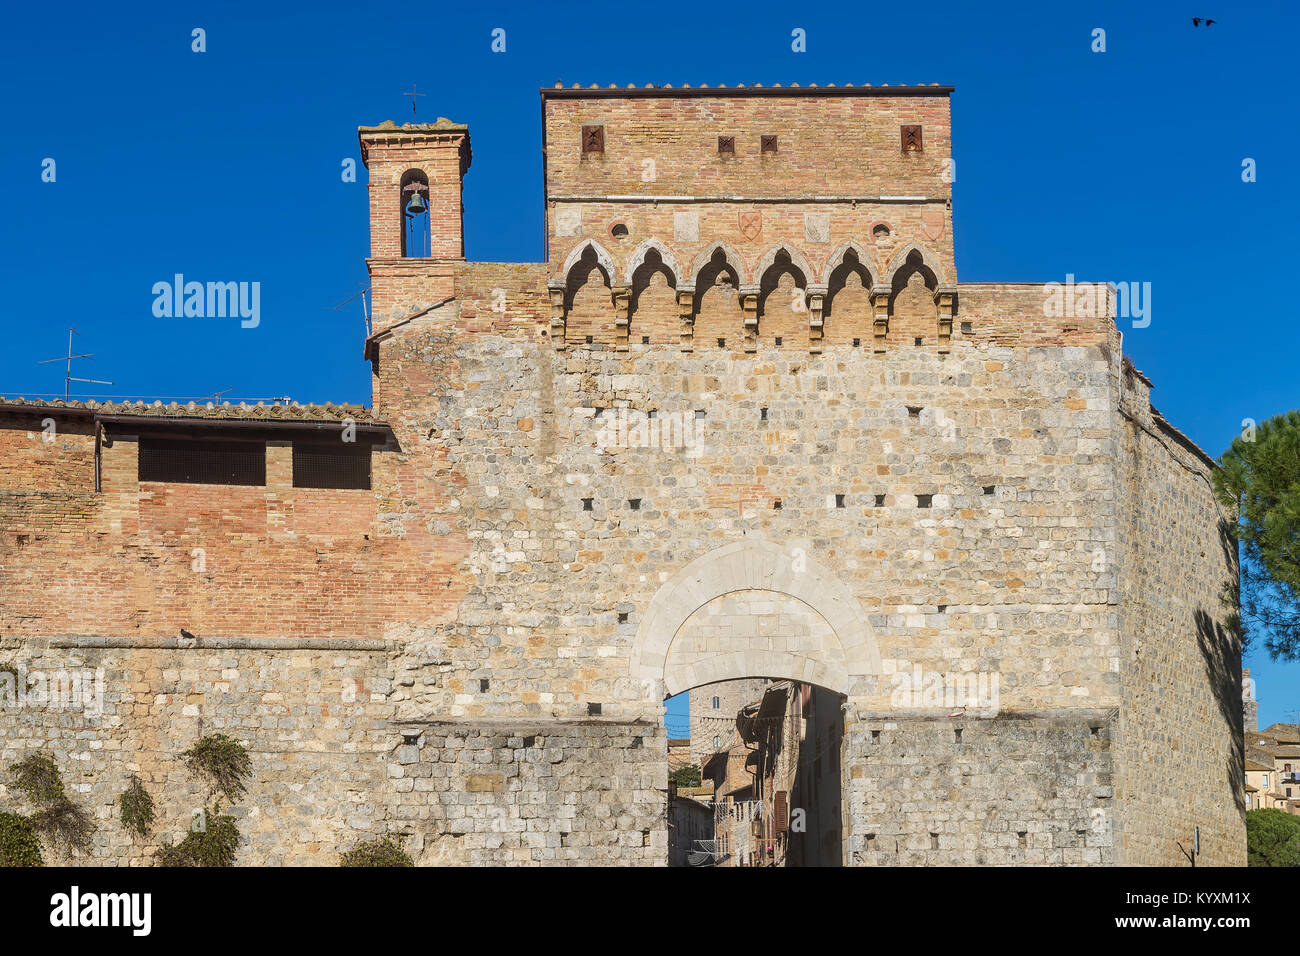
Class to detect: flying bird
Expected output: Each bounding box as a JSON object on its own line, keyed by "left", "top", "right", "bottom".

{"left": 1191, "top": 17, "right": 1217, "bottom": 26}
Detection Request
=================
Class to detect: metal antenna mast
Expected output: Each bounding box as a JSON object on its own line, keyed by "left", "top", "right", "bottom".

{"left": 37, "top": 328, "right": 113, "bottom": 401}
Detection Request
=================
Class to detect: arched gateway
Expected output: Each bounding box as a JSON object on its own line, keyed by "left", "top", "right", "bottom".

{"left": 631, "top": 539, "right": 881, "bottom": 697}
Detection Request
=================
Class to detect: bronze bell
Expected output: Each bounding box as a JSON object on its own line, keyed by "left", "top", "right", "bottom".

{"left": 404, "top": 190, "right": 428, "bottom": 217}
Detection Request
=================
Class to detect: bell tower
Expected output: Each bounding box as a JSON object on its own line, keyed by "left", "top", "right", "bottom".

{"left": 358, "top": 118, "right": 472, "bottom": 332}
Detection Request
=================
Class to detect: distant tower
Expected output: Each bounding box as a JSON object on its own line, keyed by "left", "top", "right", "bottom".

{"left": 688, "top": 678, "right": 771, "bottom": 767}
{"left": 1244, "top": 667, "right": 1259, "bottom": 732}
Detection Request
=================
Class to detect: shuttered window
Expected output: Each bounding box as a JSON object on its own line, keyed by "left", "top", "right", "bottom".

{"left": 292, "top": 443, "right": 371, "bottom": 490}
{"left": 138, "top": 438, "right": 266, "bottom": 486}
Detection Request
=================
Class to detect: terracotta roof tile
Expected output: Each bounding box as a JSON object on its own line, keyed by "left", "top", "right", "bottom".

{"left": 0, "top": 397, "right": 379, "bottom": 424}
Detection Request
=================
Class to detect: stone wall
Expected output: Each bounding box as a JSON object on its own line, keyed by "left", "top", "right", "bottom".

{"left": 0, "top": 637, "right": 664, "bottom": 866}
{"left": 1111, "top": 366, "right": 1245, "bottom": 866}
{"left": 846, "top": 713, "right": 1115, "bottom": 865}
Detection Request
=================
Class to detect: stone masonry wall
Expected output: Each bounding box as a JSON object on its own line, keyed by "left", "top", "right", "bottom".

{"left": 1111, "top": 367, "right": 1245, "bottom": 866}
{"left": 0, "top": 637, "right": 665, "bottom": 866}
{"left": 846, "top": 713, "right": 1115, "bottom": 865}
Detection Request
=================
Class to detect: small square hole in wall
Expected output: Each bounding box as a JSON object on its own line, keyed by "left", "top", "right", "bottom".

{"left": 582, "top": 497, "right": 593, "bottom": 511}
{"left": 914, "top": 337, "right": 923, "bottom": 346}
{"left": 647, "top": 409, "right": 657, "bottom": 419}
{"left": 587, "top": 702, "right": 601, "bottom": 716}
{"left": 874, "top": 493, "right": 886, "bottom": 507}
{"left": 618, "top": 612, "right": 629, "bottom": 623}
{"left": 695, "top": 409, "right": 706, "bottom": 420}
{"left": 954, "top": 728, "right": 962, "bottom": 742}
{"left": 628, "top": 498, "right": 641, "bottom": 511}
{"left": 1090, "top": 725, "right": 1101, "bottom": 737}
{"left": 480, "top": 679, "right": 490, "bottom": 692}
{"left": 717, "top": 337, "right": 726, "bottom": 347}
{"left": 585, "top": 335, "right": 593, "bottom": 344}
{"left": 761, "top": 134, "right": 778, "bottom": 153}
{"left": 866, "top": 833, "right": 877, "bottom": 850}
{"left": 773, "top": 499, "right": 782, "bottom": 511}
{"left": 594, "top": 407, "right": 604, "bottom": 418}
{"left": 642, "top": 829, "right": 651, "bottom": 847}
{"left": 917, "top": 494, "right": 933, "bottom": 508}
{"left": 983, "top": 485, "right": 995, "bottom": 496}
{"left": 871, "top": 729, "right": 881, "bottom": 741}
{"left": 560, "top": 831, "right": 570, "bottom": 847}
{"left": 775, "top": 336, "right": 783, "bottom": 346}
{"left": 938, "top": 604, "right": 948, "bottom": 613}
{"left": 907, "top": 405, "right": 921, "bottom": 419}
{"left": 642, "top": 336, "right": 650, "bottom": 344}
{"left": 835, "top": 493, "right": 846, "bottom": 509}
{"left": 930, "top": 833, "right": 940, "bottom": 850}
{"left": 852, "top": 338, "right": 861, "bottom": 347}
{"left": 1018, "top": 831, "right": 1028, "bottom": 848}
{"left": 760, "top": 407, "right": 768, "bottom": 420}
{"left": 961, "top": 321, "right": 972, "bottom": 334}
{"left": 718, "top": 135, "right": 735, "bottom": 155}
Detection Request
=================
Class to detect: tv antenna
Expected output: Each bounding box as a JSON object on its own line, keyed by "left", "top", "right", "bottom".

{"left": 38, "top": 328, "right": 113, "bottom": 401}
{"left": 331, "top": 285, "right": 371, "bottom": 336}
{"left": 403, "top": 83, "right": 426, "bottom": 122}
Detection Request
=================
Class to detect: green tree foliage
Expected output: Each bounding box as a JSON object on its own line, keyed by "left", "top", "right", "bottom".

{"left": 183, "top": 734, "right": 252, "bottom": 803}
{"left": 118, "top": 774, "right": 155, "bottom": 839}
{"left": 670, "top": 765, "right": 702, "bottom": 787}
{"left": 0, "top": 812, "right": 43, "bottom": 867}
{"left": 10, "top": 753, "right": 65, "bottom": 804}
{"left": 1247, "top": 808, "right": 1300, "bottom": 866}
{"left": 1215, "top": 410, "right": 1300, "bottom": 658}
{"left": 338, "top": 836, "right": 415, "bottom": 867}
{"left": 156, "top": 806, "right": 240, "bottom": 867}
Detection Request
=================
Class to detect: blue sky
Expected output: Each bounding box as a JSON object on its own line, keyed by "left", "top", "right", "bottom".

{"left": 1, "top": 0, "right": 1296, "bottom": 727}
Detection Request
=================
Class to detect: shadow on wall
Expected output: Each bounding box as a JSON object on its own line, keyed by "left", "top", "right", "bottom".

{"left": 1195, "top": 604, "right": 1245, "bottom": 818}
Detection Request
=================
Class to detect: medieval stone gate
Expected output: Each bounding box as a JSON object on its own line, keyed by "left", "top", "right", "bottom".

{"left": 0, "top": 83, "right": 1243, "bottom": 866}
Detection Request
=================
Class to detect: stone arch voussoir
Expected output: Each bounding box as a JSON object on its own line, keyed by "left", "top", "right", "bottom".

{"left": 631, "top": 539, "right": 880, "bottom": 697}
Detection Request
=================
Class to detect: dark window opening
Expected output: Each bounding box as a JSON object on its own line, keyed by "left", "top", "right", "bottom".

{"left": 292, "top": 443, "right": 372, "bottom": 490}
{"left": 718, "top": 135, "right": 735, "bottom": 155}
{"left": 139, "top": 438, "right": 266, "bottom": 486}
{"left": 581, "top": 125, "right": 604, "bottom": 154}
{"left": 761, "top": 135, "right": 778, "bottom": 154}
{"left": 874, "top": 494, "right": 886, "bottom": 507}
{"left": 917, "top": 494, "right": 933, "bottom": 508}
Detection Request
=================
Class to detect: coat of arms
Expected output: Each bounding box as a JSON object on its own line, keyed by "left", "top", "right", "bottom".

{"left": 920, "top": 207, "right": 946, "bottom": 242}
{"left": 738, "top": 211, "right": 762, "bottom": 242}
